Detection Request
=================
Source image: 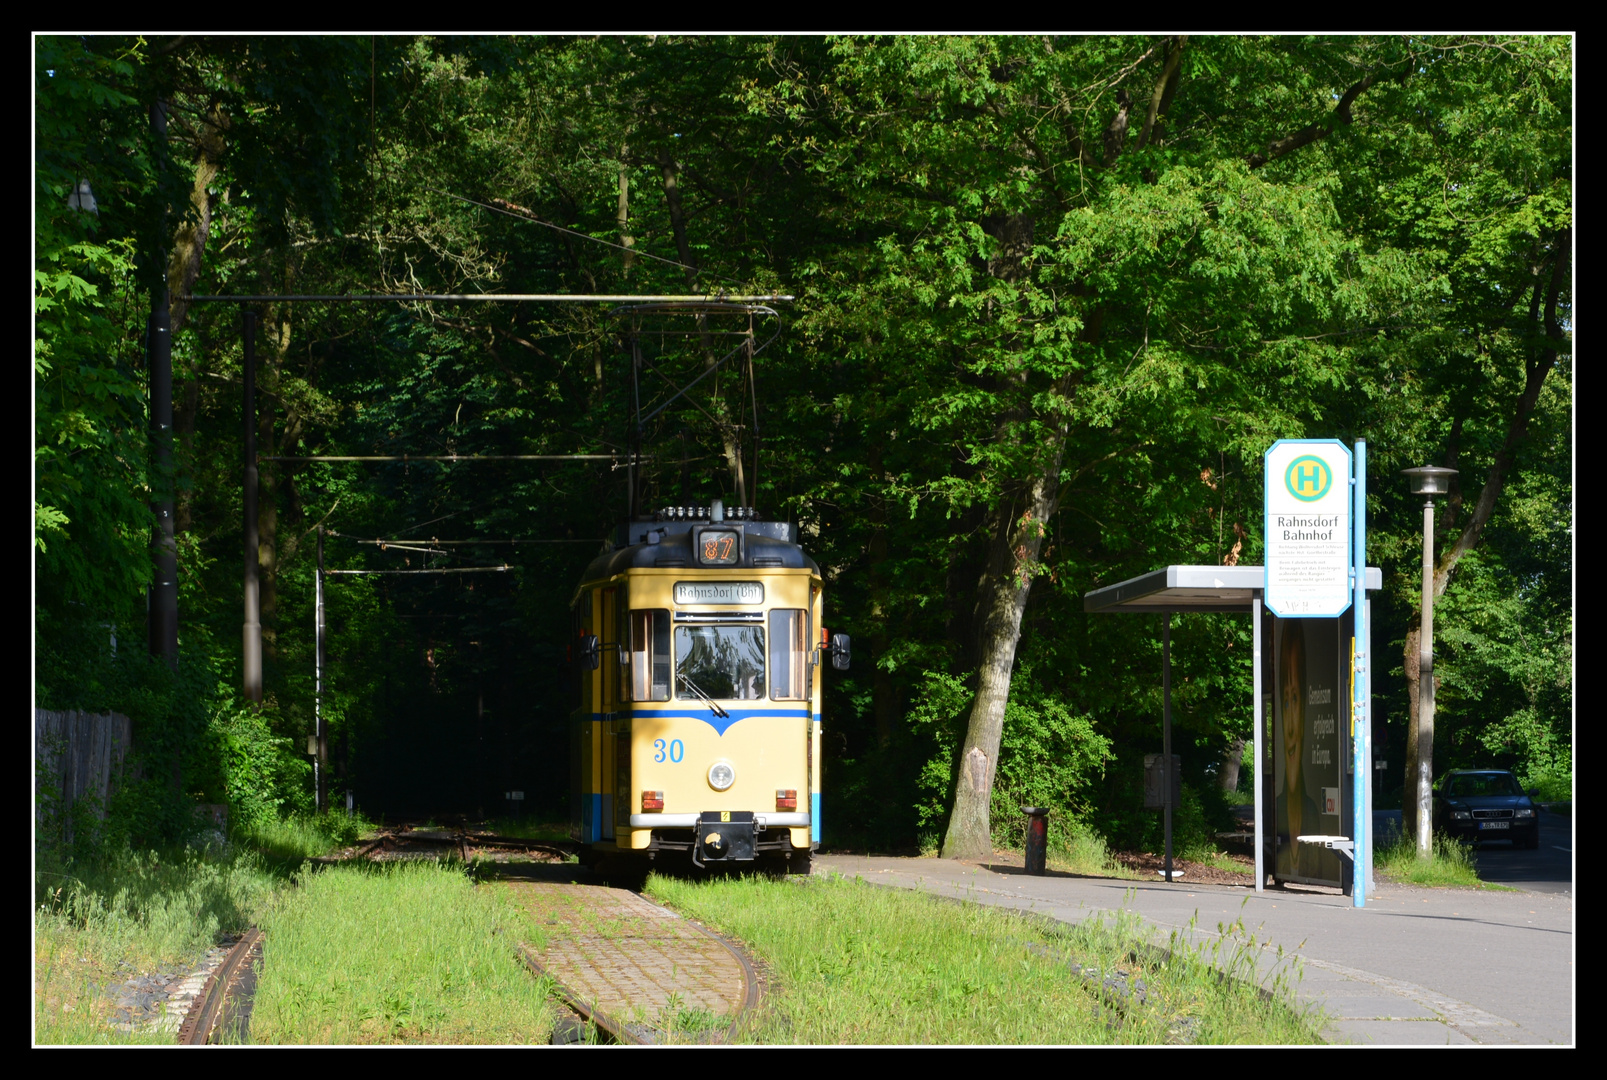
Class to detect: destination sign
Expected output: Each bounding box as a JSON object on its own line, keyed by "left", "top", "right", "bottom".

{"left": 1264, "top": 439, "right": 1352, "bottom": 618}
{"left": 673, "top": 581, "right": 764, "bottom": 605}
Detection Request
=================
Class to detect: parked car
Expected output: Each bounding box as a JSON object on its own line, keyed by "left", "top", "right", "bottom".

{"left": 1432, "top": 770, "right": 1541, "bottom": 849}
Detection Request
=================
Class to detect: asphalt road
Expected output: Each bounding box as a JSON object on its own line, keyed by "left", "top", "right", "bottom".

{"left": 1372, "top": 808, "right": 1573, "bottom": 895}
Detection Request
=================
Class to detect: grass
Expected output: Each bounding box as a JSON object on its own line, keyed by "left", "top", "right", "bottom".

{"left": 249, "top": 860, "right": 554, "bottom": 1044}
{"left": 1044, "top": 825, "right": 1141, "bottom": 879}
{"left": 1375, "top": 831, "right": 1489, "bottom": 888}
{"left": 34, "top": 844, "right": 286, "bottom": 1044}
{"left": 34, "top": 811, "right": 372, "bottom": 1045}
{"left": 644, "top": 873, "right": 1322, "bottom": 1045}
{"left": 237, "top": 811, "right": 373, "bottom": 868}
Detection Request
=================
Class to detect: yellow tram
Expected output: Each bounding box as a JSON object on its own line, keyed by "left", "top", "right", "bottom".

{"left": 570, "top": 500, "right": 847, "bottom": 873}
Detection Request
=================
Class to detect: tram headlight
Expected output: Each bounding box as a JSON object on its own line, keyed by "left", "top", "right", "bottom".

{"left": 708, "top": 760, "right": 736, "bottom": 791}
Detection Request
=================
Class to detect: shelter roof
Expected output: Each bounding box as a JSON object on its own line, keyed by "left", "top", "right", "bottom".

{"left": 1082, "top": 564, "right": 1382, "bottom": 614}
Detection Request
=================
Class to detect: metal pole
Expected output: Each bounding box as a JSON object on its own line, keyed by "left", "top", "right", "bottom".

{"left": 1351, "top": 439, "right": 1367, "bottom": 907}
{"left": 1252, "top": 592, "right": 1264, "bottom": 893}
{"left": 1163, "top": 611, "right": 1174, "bottom": 882}
{"left": 1365, "top": 596, "right": 1375, "bottom": 896}
{"left": 1416, "top": 496, "right": 1435, "bottom": 857}
{"left": 630, "top": 333, "right": 643, "bottom": 521}
{"left": 316, "top": 525, "right": 327, "bottom": 814}
{"left": 147, "top": 304, "right": 178, "bottom": 667}
{"left": 746, "top": 311, "right": 759, "bottom": 508}
{"left": 147, "top": 99, "right": 178, "bottom": 669}
{"left": 243, "top": 310, "right": 262, "bottom": 702}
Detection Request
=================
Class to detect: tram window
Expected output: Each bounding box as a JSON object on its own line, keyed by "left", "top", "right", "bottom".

{"left": 627, "top": 609, "right": 671, "bottom": 702}
{"left": 769, "top": 609, "right": 810, "bottom": 700}
{"left": 675, "top": 625, "right": 766, "bottom": 701}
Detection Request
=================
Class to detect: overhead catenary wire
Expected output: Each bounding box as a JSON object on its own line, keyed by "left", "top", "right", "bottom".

{"left": 354, "top": 538, "right": 605, "bottom": 546}
{"left": 184, "top": 293, "right": 793, "bottom": 303}
{"left": 263, "top": 454, "right": 644, "bottom": 463}
{"left": 324, "top": 565, "right": 515, "bottom": 576}
{"left": 428, "top": 187, "right": 749, "bottom": 288}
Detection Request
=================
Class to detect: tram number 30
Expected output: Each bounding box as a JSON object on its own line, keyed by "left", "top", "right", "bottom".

{"left": 654, "top": 739, "right": 685, "bottom": 763}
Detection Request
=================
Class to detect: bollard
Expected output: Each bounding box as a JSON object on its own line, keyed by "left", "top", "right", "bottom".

{"left": 1023, "top": 806, "right": 1050, "bottom": 875}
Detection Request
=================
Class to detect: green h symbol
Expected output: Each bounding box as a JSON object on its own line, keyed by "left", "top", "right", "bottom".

{"left": 1295, "top": 462, "right": 1322, "bottom": 495}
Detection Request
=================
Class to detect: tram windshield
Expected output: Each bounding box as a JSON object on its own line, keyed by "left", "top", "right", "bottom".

{"left": 675, "top": 625, "right": 766, "bottom": 700}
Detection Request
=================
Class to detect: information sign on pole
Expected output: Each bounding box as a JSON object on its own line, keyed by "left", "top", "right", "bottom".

{"left": 1264, "top": 439, "right": 1353, "bottom": 618}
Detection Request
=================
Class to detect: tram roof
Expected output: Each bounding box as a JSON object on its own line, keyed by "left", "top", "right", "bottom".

{"left": 579, "top": 522, "right": 820, "bottom": 586}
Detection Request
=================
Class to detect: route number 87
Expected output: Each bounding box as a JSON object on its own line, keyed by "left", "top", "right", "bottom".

{"left": 653, "top": 739, "right": 684, "bottom": 763}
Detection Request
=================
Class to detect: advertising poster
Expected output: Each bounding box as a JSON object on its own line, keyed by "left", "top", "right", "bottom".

{"left": 1273, "top": 612, "right": 1351, "bottom": 887}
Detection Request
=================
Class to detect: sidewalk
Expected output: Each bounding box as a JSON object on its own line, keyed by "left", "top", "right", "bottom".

{"left": 813, "top": 853, "right": 1574, "bottom": 1046}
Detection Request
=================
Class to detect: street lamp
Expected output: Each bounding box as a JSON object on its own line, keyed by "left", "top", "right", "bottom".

{"left": 1402, "top": 465, "right": 1457, "bottom": 858}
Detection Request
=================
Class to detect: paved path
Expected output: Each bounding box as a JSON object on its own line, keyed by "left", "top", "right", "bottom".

{"left": 501, "top": 880, "right": 753, "bottom": 1042}
{"left": 815, "top": 854, "right": 1574, "bottom": 1046}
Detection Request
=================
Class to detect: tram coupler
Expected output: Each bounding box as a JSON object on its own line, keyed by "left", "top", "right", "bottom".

{"left": 692, "top": 810, "right": 757, "bottom": 867}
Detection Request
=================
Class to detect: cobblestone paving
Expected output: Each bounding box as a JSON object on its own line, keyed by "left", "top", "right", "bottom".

{"left": 502, "top": 883, "right": 750, "bottom": 1033}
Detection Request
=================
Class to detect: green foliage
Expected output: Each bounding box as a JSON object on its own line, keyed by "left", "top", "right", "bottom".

{"left": 990, "top": 678, "right": 1114, "bottom": 835}
{"left": 205, "top": 696, "right": 312, "bottom": 829}
{"left": 34, "top": 41, "right": 158, "bottom": 613}
{"left": 906, "top": 668, "right": 1113, "bottom": 847}
{"left": 34, "top": 35, "right": 1570, "bottom": 852}
{"left": 906, "top": 671, "right": 975, "bottom": 835}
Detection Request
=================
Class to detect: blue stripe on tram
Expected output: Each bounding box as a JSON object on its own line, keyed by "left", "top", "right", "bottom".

{"left": 627, "top": 707, "right": 811, "bottom": 736}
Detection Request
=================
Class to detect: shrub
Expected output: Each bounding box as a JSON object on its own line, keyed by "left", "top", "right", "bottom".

{"left": 207, "top": 696, "right": 311, "bottom": 831}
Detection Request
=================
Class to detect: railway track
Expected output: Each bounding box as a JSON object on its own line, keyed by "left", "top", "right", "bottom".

{"left": 175, "top": 826, "right": 748, "bottom": 1045}
{"left": 312, "top": 824, "right": 575, "bottom": 865}
{"left": 176, "top": 928, "right": 264, "bottom": 1045}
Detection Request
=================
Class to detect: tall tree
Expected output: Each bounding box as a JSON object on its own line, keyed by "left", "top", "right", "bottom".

{"left": 745, "top": 36, "right": 1455, "bottom": 859}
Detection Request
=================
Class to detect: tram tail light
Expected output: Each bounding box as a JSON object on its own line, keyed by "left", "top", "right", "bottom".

{"left": 641, "top": 791, "right": 664, "bottom": 811}
{"left": 776, "top": 789, "right": 797, "bottom": 810}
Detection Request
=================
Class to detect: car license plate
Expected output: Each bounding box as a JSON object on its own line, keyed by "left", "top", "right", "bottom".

{"left": 1479, "top": 821, "right": 1509, "bottom": 830}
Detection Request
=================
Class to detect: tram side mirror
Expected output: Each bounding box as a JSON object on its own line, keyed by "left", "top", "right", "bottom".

{"left": 829, "top": 633, "right": 851, "bottom": 671}
{"left": 580, "top": 634, "right": 602, "bottom": 671}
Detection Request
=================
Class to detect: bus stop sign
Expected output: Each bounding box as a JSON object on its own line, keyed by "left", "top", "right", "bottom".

{"left": 1264, "top": 440, "right": 1352, "bottom": 618}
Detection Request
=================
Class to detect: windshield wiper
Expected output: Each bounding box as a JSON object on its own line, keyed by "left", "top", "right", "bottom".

{"left": 677, "top": 673, "right": 730, "bottom": 719}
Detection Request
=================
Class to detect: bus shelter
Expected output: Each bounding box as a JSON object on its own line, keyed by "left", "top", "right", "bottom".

{"left": 1084, "top": 565, "right": 1381, "bottom": 894}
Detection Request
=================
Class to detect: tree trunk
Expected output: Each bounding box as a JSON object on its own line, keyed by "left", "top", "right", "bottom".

{"left": 1218, "top": 735, "right": 1245, "bottom": 794}
{"left": 166, "top": 102, "right": 227, "bottom": 338}
{"left": 617, "top": 152, "right": 636, "bottom": 275}
{"left": 941, "top": 457, "right": 1062, "bottom": 860}
{"left": 940, "top": 209, "right": 1074, "bottom": 860}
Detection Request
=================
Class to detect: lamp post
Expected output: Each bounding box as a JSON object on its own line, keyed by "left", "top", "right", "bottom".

{"left": 1401, "top": 465, "right": 1457, "bottom": 858}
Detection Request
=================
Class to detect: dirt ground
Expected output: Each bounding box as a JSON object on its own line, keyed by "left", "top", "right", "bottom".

{"left": 1108, "top": 850, "right": 1258, "bottom": 887}
{"left": 977, "top": 847, "right": 1260, "bottom": 887}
